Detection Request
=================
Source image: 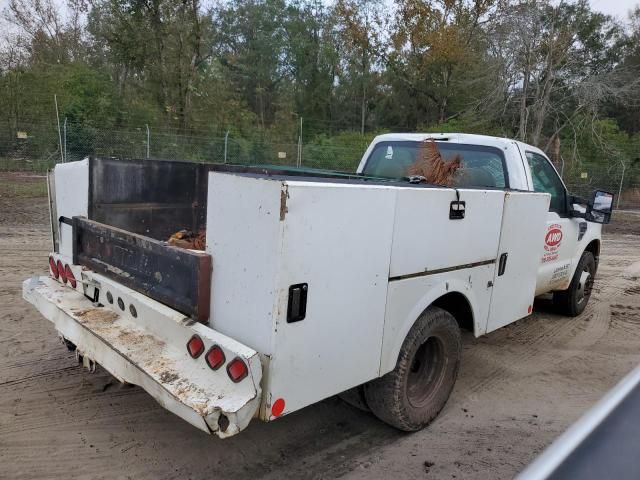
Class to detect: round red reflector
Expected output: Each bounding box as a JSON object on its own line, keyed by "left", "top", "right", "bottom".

{"left": 64, "top": 264, "right": 77, "bottom": 288}
{"left": 205, "top": 345, "right": 226, "bottom": 370}
{"left": 528, "top": 305, "right": 533, "bottom": 314}
{"left": 186, "top": 335, "right": 205, "bottom": 359}
{"left": 227, "top": 357, "right": 248, "bottom": 383}
{"left": 49, "top": 257, "right": 59, "bottom": 279}
{"left": 271, "top": 398, "right": 285, "bottom": 417}
{"left": 57, "top": 260, "right": 67, "bottom": 283}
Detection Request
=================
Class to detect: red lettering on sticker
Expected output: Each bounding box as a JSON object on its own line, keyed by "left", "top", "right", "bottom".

{"left": 545, "top": 228, "right": 563, "bottom": 247}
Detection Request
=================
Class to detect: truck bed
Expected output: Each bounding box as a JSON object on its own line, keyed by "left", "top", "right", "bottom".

{"left": 67, "top": 157, "right": 495, "bottom": 322}
{"left": 87, "top": 157, "right": 402, "bottom": 241}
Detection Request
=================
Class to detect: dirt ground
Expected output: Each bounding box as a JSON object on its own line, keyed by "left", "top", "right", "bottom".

{"left": 1, "top": 172, "right": 640, "bottom": 480}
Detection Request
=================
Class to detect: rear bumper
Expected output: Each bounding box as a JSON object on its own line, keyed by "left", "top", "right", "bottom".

{"left": 23, "top": 275, "right": 262, "bottom": 438}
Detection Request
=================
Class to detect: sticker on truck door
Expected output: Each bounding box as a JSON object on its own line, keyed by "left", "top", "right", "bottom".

{"left": 549, "top": 262, "right": 572, "bottom": 289}
{"left": 551, "top": 263, "right": 570, "bottom": 281}
{"left": 542, "top": 224, "right": 563, "bottom": 263}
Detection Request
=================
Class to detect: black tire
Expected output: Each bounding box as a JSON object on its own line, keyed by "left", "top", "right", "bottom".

{"left": 553, "top": 251, "right": 596, "bottom": 317}
{"left": 364, "top": 306, "right": 461, "bottom": 431}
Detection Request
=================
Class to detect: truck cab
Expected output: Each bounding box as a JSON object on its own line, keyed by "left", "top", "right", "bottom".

{"left": 357, "top": 133, "right": 606, "bottom": 315}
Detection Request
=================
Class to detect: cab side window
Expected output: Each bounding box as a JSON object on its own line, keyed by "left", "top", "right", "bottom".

{"left": 526, "top": 152, "right": 566, "bottom": 214}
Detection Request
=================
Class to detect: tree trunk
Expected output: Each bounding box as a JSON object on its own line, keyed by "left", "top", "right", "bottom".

{"left": 438, "top": 66, "right": 451, "bottom": 124}
{"left": 518, "top": 51, "right": 531, "bottom": 141}
{"left": 361, "top": 47, "right": 368, "bottom": 134}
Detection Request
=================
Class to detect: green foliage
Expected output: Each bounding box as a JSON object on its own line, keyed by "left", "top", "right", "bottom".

{"left": 60, "top": 65, "right": 120, "bottom": 125}
{"left": 302, "top": 130, "right": 381, "bottom": 170}
{"left": 1, "top": 0, "right": 639, "bottom": 177}
{"left": 560, "top": 119, "right": 640, "bottom": 195}
{"left": 417, "top": 117, "right": 504, "bottom": 137}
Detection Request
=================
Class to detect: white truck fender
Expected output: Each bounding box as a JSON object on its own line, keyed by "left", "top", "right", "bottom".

{"left": 564, "top": 230, "right": 601, "bottom": 291}
{"left": 379, "top": 277, "right": 479, "bottom": 376}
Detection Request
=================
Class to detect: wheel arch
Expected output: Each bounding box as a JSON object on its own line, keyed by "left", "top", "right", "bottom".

{"left": 432, "top": 292, "right": 474, "bottom": 333}
{"left": 379, "top": 280, "right": 479, "bottom": 376}
{"left": 584, "top": 239, "right": 601, "bottom": 268}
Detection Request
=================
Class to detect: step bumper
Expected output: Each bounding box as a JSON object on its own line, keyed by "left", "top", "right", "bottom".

{"left": 23, "top": 275, "right": 262, "bottom": 438}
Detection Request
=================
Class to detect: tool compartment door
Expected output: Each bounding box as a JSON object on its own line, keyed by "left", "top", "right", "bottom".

{"left": 269, "top": 181, "right": 396, "bottom": 415}
{"left": 389, "top": 188, "right": 505, "bottom": 278}
{"left": 485, "top": 191, "right": 550, "bottom": 334}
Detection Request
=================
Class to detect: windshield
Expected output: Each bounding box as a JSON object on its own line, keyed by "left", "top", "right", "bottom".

{"left": 362, "top": 141, "right": 508, "bottom": 188}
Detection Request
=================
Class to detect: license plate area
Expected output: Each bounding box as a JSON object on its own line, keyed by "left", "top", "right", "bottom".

{"left": 81, "top": 272, "right": 100, "bottom": 303}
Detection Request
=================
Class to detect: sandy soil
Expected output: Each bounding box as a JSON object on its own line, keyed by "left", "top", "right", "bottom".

{"left": 2, "top": 172, "right": 640, "bottom": 480}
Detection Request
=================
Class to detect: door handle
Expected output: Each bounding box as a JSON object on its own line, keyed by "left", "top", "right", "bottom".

{"left": 498, "top": 253, "right": 508, "bottom": 276}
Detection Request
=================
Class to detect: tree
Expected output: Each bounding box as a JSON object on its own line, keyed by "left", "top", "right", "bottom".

{"left": 333, "top": 0, "right": 385, "bottom": 134}
{"left": 486, "top": 0, "right": 627, "bottom": 148}
{"left": 386, "top": 0, "right": 497, "bottom": 127}
{"left": 214, "top": 0, "right": 289, "bottom": 131}
{"left": 604, "top": 6, "right": 640, "bottom": 135}
{"left": 88, "top": 0, "right": 212, "bottom": 131}
{"left": 283, "top": 0, "right": 337, "bottom": 137}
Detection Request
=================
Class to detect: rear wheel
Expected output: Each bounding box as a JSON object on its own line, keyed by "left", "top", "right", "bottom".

{"left": 553, "top": 251, "right": 596, "bottom": 317}
{"left": 364, "top": 306, "right": 461, "bottom": 431}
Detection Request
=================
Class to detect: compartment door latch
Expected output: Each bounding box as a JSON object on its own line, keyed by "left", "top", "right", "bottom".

{"left": 449, "top": 201, "right": 466, "bottom": 219}
{"left": 498, "top": 253, "right": 509, "bottom": 276}
{"left": 449, "top": 189, "right": 465, "bottom": 220}
{"left": 287, "top": 283, "right": 308, "bottom": 323}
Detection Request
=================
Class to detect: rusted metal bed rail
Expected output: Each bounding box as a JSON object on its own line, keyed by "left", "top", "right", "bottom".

{"left": 71, "top": 216, "right": 211, "bottom": 322}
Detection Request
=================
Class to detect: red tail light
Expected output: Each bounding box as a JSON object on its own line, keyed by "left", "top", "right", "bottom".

{"left": 49, "top": 256, "right": 59, "bottom": 279}
{"left": 271, "top": 398, "right": 286, "bottom": 417}
{"left": 186, "top": 335, "right": 205, "bottom": 358}
{"left": 205, "top": 345, "right": 226, "bottom": 370}
{"left": 57, "top": 260, "right": 67, "bottom": 283}
{"left": 65, "top": 264, "right": 77, "bottom": 288}
{"left": 227, "top": 357, "right": 248, "bottom": 383}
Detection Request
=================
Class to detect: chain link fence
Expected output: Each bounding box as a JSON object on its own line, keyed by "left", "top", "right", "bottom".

{"left": 2, "top": 122, "right": 639, "bottom": 209}
{"left": 558, "top": 154, "right": 640, "bottom": 210}
{"left": 0, "top": 121, "right": 368, "bottom": 174}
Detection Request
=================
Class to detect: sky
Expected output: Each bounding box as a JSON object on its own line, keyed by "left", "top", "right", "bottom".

{"left": 586, "top": 0, "right": 638, "bottom": 19}
{"left": 0, "top": 0, "right": 638, "bottom": 26}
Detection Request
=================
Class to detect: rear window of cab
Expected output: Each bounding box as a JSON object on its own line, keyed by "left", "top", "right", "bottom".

{"left": 362, "top": 141, "right": 509, "bottom": 189}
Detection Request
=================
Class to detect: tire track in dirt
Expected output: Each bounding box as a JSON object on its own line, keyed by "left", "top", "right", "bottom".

{"left": 460, "top": 250, "right": 640, "bottom": 400}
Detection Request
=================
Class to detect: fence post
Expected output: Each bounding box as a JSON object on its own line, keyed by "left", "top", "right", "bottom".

{"left": 146, "top": 124, "right": 150, "bottom": 158}
{"left": 224, "top": 130, "right": 229, "bottom": 163}
{"left": 617, "top": 160, "right": 626, "bottom": 210}
{"left": 54, "top": 94, "right": 64, "bottom": 163}
{"left": 298, "top": 116, "right": 303, "bottom": 167}
{"left": 63, "top": 117, "right": 67, "bottom": 163}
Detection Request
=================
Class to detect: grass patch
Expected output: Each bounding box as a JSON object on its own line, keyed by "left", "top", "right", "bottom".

{"left": 0, "top": 174, "right": 48, "bottom": 198}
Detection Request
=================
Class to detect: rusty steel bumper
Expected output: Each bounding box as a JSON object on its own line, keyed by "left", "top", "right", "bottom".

{"left": 23, "top": 275, "right": 262, "bottom": 438}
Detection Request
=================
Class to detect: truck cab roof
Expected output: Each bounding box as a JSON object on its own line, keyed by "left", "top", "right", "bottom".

{"left": 362, "top": 132, "right": 547, "bottom": 156}
{"left": 367, "top": 132, "right": 515, "bottom": 149}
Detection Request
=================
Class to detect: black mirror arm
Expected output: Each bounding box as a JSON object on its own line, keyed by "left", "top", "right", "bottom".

{"left": 570, "top": 194, "right": 589, "bottom": 206}
{"left": 567, "top": 194, "right": 588, "bottom": 219}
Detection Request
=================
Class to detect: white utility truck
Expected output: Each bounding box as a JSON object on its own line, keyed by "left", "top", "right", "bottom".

{"left": 23, "top": 133, "right": 613, "bottom": 438}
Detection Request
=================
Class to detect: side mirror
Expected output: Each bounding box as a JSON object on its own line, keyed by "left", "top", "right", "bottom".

{"left": 586, "top": 190, "right": 614, "bottom": 224}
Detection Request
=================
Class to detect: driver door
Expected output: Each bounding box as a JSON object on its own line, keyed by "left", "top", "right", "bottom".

{"left": 521, "top": 149, "right": 580, "bottom": 295}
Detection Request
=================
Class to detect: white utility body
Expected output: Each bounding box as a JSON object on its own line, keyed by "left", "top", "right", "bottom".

{"left": 23, "top": 133, "right": 609, "bottom": 437}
